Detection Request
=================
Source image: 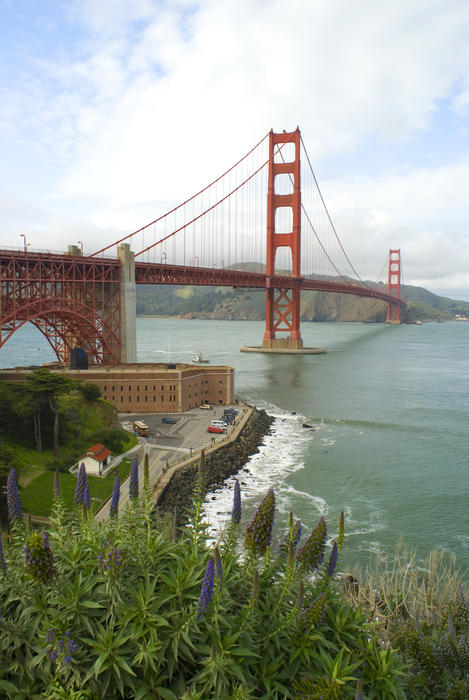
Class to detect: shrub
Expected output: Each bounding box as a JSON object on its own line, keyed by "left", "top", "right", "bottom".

{"left": 0, "top": 465, "right": 406, "bottom": 699}
{"left": 92, "top": 427, "right": 129, "bottom": 454}
{"left": 78, "top": 384, "right": 101, "bottom": 402}
{"left": 343, "top": 544, "right": 469, "bottom": 698}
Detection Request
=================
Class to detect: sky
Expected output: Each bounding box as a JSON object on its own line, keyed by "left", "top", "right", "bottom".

{"left": 1, "top": 0, "right": 469, "bottom": 300}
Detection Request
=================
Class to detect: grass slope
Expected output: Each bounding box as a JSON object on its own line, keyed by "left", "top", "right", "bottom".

{"left": 20, "top": 458, "right": 132, "bottom": 517}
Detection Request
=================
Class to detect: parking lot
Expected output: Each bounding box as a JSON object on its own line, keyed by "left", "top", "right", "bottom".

{"left": 120, "top": 404, "right": 242, "bottom": 453}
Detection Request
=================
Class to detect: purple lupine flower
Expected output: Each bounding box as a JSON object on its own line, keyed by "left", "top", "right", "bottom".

{"left": 278, "top": 519, "right": 302, "bottom": 555}
{"left": 45, "top": 628, "right": 78, "bottom": 665}
{"left": 231, "top": 479, "right": 241, "bottom": 523}
{"left": 83, "top": 485, "right": 90, "bottom": 510}
{"left": 6, "top": 468, "right": 22, "bottom": 523}
{"left": 244, "top": 488, "right": 276, "bottom": 557}
{"left": 327, "top": 541, "right": 338, "bottom": 577}
{"left": 292, "top": 519, "right": 302, "bottom": 547}
{"left": 337, "top": 511, "right": 345, "bottom": 552}
{"left": 452, "top": 585, "right": 469, "bottom": 628}
{"left": 214, "top": 546, "right": 223, "bottom": 586}
{"left": 458, "top": 635, "right": 469, "bottom": 665}
{"left": 129, "top": 458, "right": 139, "bottom": 499}
{"left": 297, "top": 592, "right": 326, "bottom": 632}
{"left": 53, "top": 469, "right": 60, "bottom": 499}
{"left": 74, "top": 463, "right": 87, "bottom": 505}
{"left": 296, "top": 580, "right": 305, "bottom": 609}
{"left": 98, "top": 541, "right": 125, "bottom": 571}
{"left": 355, "top": 679, "right": 364, "bottom": 700}
{"left": 109, "top": 475, "right": 120, "bottom": 517}
{"left": 296, "top": 517, "right": 327, "bottom": 572}
{"left": 197, "top": 557, "right": 215, "bottom": 618}
{"left": 0, "top": 536, "right": 6, "bottom": 576}
{"left": 24, "top": 531, "right": 56, "bottom": 583}
{"left": 436, "top": 633, "right": 454, "bottom": 665}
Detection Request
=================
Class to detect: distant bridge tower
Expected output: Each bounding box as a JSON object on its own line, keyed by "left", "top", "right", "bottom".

{"left": 262, "top": 128, "right": 303, "bottom": 350}
{"left": 387, "top": 249, "right": 401, "bottom": 324}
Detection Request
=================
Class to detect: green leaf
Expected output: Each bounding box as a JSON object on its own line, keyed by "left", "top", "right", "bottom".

{"left": 155, "top": 688, "right": 179, "bottom": 700}
{"left": 0, "top": 679, "right": 20, "bottom": 694}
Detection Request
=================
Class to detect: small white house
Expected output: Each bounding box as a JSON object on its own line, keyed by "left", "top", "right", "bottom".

{"left": 80, "top": 443, "right": 112, "bottom": 476}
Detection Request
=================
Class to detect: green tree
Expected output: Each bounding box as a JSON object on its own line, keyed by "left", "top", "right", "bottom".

{"left": 78, "top": 383, "right": 101, "bottom": 401}
{"left": 25, "top": 370, "right": 80, "bottom": 458}
{"left": 0, "top": 381, "right": 37, "bottom": 449}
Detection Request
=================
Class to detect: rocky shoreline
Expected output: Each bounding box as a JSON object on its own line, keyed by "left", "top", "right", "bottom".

{"left": 154, "top": 407, "right": 273, "bottom": 530}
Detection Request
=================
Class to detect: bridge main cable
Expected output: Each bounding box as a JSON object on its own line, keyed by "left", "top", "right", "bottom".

{"left": 300, "top": 134, "right": 369, "bottom": 288}
{"left": 135, "top": 154, "right": 272, "bottom": 258}
{"left": 89, "top": 131, "right": 270, "bottom": 258}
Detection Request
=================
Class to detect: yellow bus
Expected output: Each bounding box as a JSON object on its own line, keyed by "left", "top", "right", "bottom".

{"left": 133, "top": 420, "right": 149, "bottom": 437}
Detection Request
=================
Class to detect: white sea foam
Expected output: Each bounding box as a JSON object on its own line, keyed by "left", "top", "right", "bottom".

{"left": 340, "top": 499, "right": 386, "bottom": 539}
{"left": 202, "top": 403, "right": 320, "bottom": 540}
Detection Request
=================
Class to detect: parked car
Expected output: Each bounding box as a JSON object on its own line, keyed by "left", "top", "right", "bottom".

{"left": 162, "top": 417, "right": 176, "bottom": 424}
{"left": 199, "top": 403, "right": 213, "bottom": 410}
{"left": 207, "top": 425, "right": 225, "bottom": 433}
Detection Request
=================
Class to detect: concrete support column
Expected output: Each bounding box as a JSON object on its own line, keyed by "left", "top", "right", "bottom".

{"left": 118, "top": 244, "right": 137, "bottom": 363}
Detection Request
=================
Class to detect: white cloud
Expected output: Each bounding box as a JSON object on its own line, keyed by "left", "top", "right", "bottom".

{"left": 323, "top": 157, "right": 469, "bottom": 289}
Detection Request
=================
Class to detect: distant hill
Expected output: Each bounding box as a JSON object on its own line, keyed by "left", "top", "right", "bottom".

{"left": 136, "top": 269, "right": 469, "bottom": 323}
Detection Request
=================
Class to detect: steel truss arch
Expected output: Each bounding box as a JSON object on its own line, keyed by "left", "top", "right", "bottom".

{"left": 1, "top": 297, "right": 121, "bottom": 364}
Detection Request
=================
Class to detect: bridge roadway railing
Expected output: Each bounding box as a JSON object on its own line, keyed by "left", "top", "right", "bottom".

{"left": 134, "top": 262, "right": 403, "bottom": 306}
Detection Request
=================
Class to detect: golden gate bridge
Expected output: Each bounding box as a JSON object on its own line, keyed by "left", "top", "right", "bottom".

{"left": 0, "top": 128, "right": 403, "bottom": 364}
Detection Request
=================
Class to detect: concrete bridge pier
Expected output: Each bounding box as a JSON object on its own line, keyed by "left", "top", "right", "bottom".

{"left": 118, "top": 244, "right": 137, "bottom": 363}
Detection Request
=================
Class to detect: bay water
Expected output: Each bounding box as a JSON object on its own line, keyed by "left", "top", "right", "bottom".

{"left": 2, "top": 318, "right": 468, "bottom": 573}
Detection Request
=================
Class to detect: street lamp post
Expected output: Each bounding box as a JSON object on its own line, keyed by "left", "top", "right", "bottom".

{"left": 20, "top": 234, "right": 27, "bottom": 252}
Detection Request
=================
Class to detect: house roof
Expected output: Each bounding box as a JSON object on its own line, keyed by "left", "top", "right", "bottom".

{"left": 85, "top": 443, "right": 111, "bottom": 463}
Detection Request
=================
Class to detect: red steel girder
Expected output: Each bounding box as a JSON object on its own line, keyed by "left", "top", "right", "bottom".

{"left": 135, "top": 262, "right": 404, "bottom": 307}
{"left": 0, "top": 250, "right": 122, "bottom": 363}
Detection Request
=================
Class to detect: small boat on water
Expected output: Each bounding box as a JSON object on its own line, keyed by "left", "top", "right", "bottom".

{"left": 192, "top": 352, "right": 209, "bottom": 364}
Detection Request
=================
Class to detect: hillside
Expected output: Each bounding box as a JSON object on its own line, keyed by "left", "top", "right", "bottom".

{"left": 136, "top": 277, "right": 469, "bottom": 323}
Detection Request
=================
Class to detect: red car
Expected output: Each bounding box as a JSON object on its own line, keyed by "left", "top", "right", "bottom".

{"left": 207, "top": 425, "right": 225, "bottom": 434}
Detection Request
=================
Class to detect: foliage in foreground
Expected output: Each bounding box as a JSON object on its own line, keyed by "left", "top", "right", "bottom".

{"left": 0, "top": 463, "right": 406, "bottom": 699}
{"left": 344, "top": 545, "right": 469, "bottom": 699}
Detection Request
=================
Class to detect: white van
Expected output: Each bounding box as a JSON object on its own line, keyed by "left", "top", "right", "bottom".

{"left": 211, "top": 420, "right": 228, "bottom": 428}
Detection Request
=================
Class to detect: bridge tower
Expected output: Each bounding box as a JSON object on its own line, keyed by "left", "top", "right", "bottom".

{"left": 262, "top": 128, "right": 303, "bottom": 350}
{"left": 387, "top": 248, "right": 401, "bottom": 324}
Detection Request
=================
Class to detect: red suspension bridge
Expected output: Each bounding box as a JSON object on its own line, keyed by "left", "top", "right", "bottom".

{"left": 0, "top": 128, "right": 403, "bottom": 364}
